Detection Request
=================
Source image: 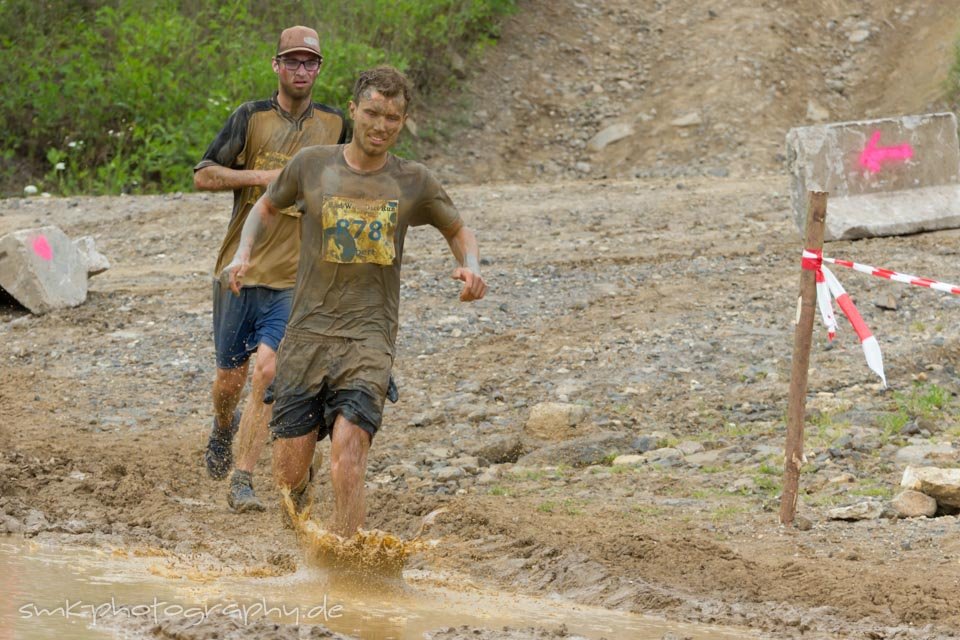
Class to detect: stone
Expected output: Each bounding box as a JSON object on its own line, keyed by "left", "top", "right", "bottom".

{"left": 631, "top": 435, "right": 660, "bottom": 453}
{"left": 449, "top": 456, "right": 481, "bottom": 474}
{"left": 684, "top": 448, "right": 729, "bottom": 467}
{"left": 0, "top": 514, "right": 23, "bottom": 534}
{"left": 641, "top": 447, "right": 684, "bottom": 466}
{"left": 892, "top": 490, "right": 938, "bottom": 518}
{"left": 476, "top": 469, "right": 499, "bottom": 485}
{"left": 519, "top": 432, "right": 634, "bottom": 467}
{"left": 806, "top": 100, "right": 830, "bottom": 123}
{"left": 587, "top": 123, "right": 635, "bottom": 152}
{"left": 895, "top": 443, "right": 958, "bottom": 465}
{"left": 827, "top": 500, "right": 884, "bottom": 521}
{"left": 425, "top": 446, "right": 453, "bottom": 460}
{"left": 22, "top": 509, "right": 49, "bottom": 535}
{"left": 786, "top": 112, "right": 960, "bottom": 241}
{"left": 524, "top": 402, "right": 588, "bottom": 441}
{"left": 676, "top": 440, "right": 705, "bottom": 456}
{"left": 0, "top": 226, "right": 88, "bottom": 313}
{"left": 73, "top": 236, "right": 110, "bottom": 276}
{"left": 611, "top": 454, "right": 644, "bottom": 466}
{"left": 448, "top": 51, "right": 467, "bottom": 79}
{"left": 433, "top": 466, "right": 465, "bottom": 482}
{"left": 828, "top": 472, "right": 857, "bottom": 484}
{"left": 671, "top": 112, "right": 702, "bottom": 127}
{"left": 848, "top": 29, "right": 870, "bottom": 43}
{"left": 900, "top": 466, "right": 960, "bottom": 508}
{"left": 469, "top": 434, "right": 525, "bottom": 464}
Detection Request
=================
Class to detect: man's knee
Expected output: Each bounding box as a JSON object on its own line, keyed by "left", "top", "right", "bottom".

{"left": 252, "top": 347, "right": 277, "bottom": 388}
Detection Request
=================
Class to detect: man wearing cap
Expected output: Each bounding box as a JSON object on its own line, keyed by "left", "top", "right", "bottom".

{"left": 222, "top": 66, "right": 487, "bottom": 536}
{"left": 194, "top": 26, "right": 347, "bottom": 513}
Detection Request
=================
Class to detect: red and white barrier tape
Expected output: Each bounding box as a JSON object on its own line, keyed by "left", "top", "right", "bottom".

{"left": 822, "top": 256, "right": 960, "bottom": 295}
{"left": 802, "top": 249, "right": 886, "bottom": 387}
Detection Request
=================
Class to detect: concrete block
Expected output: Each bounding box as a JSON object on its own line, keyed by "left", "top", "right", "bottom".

{"left": 786, "top": 112, "right": 960, "bottom": 241}
{"left": 0, "top": 226, "right": 88, "bottom": 313}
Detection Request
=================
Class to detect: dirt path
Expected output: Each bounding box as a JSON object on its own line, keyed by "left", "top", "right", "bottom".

{"left": 2, "top": 176, "right": 960, "bottom": 639}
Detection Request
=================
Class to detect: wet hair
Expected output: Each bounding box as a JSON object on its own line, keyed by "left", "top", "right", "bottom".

{"left": 352, "top": 66, "right": 412, "bottom": 113}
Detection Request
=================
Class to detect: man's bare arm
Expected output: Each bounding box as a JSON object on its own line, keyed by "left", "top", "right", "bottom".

{"left": 194, "top": 164, "right": 282, "bottom": 191}
{"left": 221, "top": 194, "right": 282, "bottom": 294}
{"left": 443, "top": 225, "right": 487, "bottom": 302}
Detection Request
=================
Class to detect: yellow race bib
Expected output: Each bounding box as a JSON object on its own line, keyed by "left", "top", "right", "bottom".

{"left": 321, "top": 196, "right": 397, "bottom": 265}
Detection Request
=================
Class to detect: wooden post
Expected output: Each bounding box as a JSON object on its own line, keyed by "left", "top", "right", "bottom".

{"left": 779, "top": 191, "right": 827, "bottom": 526}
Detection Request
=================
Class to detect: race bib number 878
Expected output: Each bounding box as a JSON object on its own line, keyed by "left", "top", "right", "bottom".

{"left": 321, "top": 196, "right": 397, "bottom": 265}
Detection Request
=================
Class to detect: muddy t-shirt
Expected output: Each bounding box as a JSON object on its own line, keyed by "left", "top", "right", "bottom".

{"left": 195, "top": 94, "right": 346, "bottom": 289}
{"left": 265, "top": 145, "right": 463, "bottom": 352}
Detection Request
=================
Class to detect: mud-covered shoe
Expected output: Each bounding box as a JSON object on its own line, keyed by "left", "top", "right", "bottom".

{"left": 227, "top": 470, "right": 265, "bottom": 513}
{"left": 204, "top": 410, "right": 240, "bottom": 480}
{"left": 281, "top": 465, "right": 316, "bottom": 529}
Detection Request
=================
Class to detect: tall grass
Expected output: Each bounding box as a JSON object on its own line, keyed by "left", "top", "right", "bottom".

{"left": 0, "top": 0, "right": 515, "bottom": 195}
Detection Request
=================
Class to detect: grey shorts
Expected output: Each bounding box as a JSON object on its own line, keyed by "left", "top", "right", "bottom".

{"left": 269, "top": 329, "right": 392, "bottom": 440}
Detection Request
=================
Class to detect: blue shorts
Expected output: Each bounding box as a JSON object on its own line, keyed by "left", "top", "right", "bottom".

{"left": 212, "top": 280, "right": 293, "bottom": 370}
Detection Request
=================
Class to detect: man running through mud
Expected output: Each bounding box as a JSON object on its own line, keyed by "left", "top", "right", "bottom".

{"left": 221, "top": 66, "right": 486, "bottom": 535}
{"left": 194, "top": 26, "right": 347, "bottom": 512}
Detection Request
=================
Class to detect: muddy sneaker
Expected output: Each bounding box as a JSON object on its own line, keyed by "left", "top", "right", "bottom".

{"left": 227, "top": 470, "right": 265, "bottom": 513}
{"left": 281, "top": 465, "right": 315, "bottom": 529}
{"left": 204, "top": 410, "right": 240, "bottom": 480}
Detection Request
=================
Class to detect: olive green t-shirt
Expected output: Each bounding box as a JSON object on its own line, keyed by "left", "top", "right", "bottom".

{"left": 265, "top": 144, "right": 463, "bottom": 352}
{"left": 195, "top": 95, "right": 346, "bottom": 289}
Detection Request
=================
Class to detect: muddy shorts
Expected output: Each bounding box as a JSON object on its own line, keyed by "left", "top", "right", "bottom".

{"left": 212, "top": 280, "right": 293, "bottom": 369}
{"left": 269, "top": 329, "right": 392, "bottom": 440}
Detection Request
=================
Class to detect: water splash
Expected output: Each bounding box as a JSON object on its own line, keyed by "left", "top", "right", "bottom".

{"left": 281, "top": 490, "right": 441, "bottom": 578}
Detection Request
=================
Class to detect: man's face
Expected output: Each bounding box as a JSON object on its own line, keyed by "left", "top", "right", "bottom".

{"left": 348, "top": 90, "right": 407, "bottom": 158}
{"left": 273, "top": 53, "right": 321, "bottom": 100}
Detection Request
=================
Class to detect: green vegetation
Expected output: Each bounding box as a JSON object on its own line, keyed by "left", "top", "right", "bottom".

{"left": 0, "top": 0, "right": 516, "bottom": 195}
{"left": 880, "top": 382, "right": 953, "bottom": 442}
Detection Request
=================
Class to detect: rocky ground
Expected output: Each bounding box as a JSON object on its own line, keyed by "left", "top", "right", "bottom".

{"left": 3, "top": 1, "right": 960, "bottom": 639}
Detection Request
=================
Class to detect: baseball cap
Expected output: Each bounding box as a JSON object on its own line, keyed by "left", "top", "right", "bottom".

{"left": 277, "top": 26, "right": 323, "bottom": 60}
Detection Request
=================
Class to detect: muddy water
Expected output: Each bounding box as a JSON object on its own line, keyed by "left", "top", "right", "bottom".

{"left": 1, "top": 538, "right": 759, "bottom": 639}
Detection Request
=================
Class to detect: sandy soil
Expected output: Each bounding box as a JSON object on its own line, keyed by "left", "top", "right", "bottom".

{"left": 3, "top": 1, "right": 960, "bottom": 639}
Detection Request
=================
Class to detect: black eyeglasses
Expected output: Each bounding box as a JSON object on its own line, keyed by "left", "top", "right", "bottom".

{"left": 277, "top": 57, "right": 321, "bottom": 72}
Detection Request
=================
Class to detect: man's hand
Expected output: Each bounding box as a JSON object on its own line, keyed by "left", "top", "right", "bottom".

{"left": 220, "top": 252, "right": 250, "bottom": 296}
{"left": 452, "top": 267, "right": 487, "bottom": 302}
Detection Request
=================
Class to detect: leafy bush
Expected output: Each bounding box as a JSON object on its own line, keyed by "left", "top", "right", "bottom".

{"left": 0, "top": 0, "right": 515, "bottom": 195}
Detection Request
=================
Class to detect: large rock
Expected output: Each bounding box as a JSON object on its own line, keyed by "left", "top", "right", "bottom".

{"left": 587, "top": 123, "right": 634, "bottom": 152}
{"left": 891, "top": 490, "right": 938, "bottom": 518}
{"left": 894, "top": 442, "right": 958, "bottom": 466}
{"left": 524, "top": 402, "right": 588, "bottom": 441}
{"left": 827, "top": 500, "right": 884, "bottom": 521}
{"left": 900, "top": 466, "right": 960, "bottom": 508}
{"left": 786, "top": 112, "right": 960, "bottom": 241}
{"left": 519, "top": 432, "right": 633, "bottom": 467}
{"left": 468, "top": 433, "right": 526, "bottom": 464}
{"left": 0, "top": 226, "right": 88, "bottom": 313}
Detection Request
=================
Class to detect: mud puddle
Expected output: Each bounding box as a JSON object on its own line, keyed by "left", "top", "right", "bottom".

{"left": 1, "top": 538, "right": 761, "bottom": 639}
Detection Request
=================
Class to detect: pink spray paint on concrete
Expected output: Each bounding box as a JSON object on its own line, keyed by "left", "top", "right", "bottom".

{"left": 32, "top": 235, "right": 53, "bottom": 261}
{"left": 858, "top": 131, "right": 913, "bottom": 174}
